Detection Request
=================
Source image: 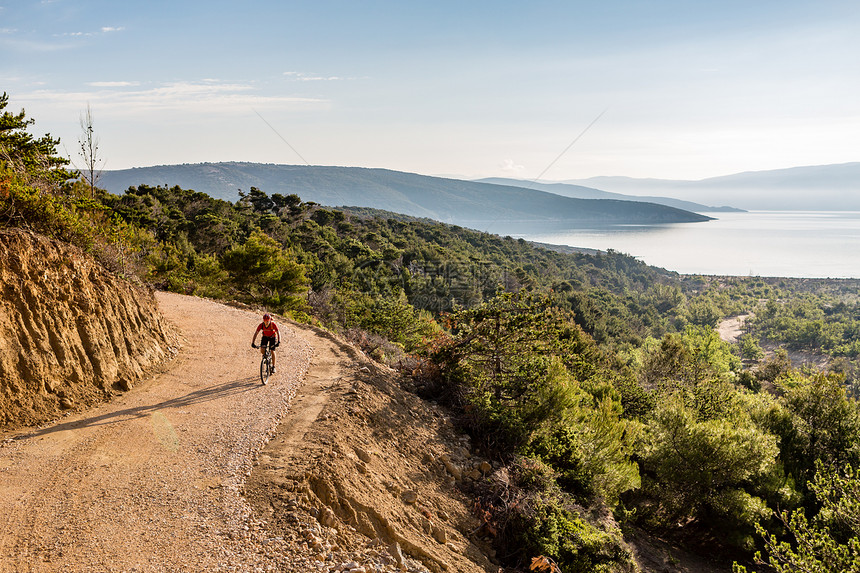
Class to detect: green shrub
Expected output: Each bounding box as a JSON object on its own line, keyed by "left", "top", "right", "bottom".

{"left": 736, "top": 464, "right": 860, "bottom": 573}
{"left": 638, "top": 397, "right": 778, "bottom": 541}
{"left": 497, "top": 459, "right": 636, "bottom": 573}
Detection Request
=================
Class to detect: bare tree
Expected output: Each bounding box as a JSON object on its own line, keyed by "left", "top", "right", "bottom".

{"left": 78, "top": 103, "right": 104, "bottom": 197}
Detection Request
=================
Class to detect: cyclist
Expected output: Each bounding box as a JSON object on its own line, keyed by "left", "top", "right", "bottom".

{"left": 251, "top": 313, "right": 280, "bottom": 373}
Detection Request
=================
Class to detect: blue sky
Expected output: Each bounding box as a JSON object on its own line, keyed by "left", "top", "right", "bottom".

{"left": 2, "top": 0, "right": 859, "bottom": 180}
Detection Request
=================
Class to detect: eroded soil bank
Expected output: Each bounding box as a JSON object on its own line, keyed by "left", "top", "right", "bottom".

{"left": 0, "top": 229, "right": 177, "bottom": 429}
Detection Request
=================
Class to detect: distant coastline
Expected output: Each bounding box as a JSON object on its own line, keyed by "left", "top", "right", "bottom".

{"left": 515, "top": 210, "right": 860, "bottom": 279}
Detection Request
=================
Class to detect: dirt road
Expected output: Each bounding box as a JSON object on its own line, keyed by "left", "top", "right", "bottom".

{"left": 0, "top": 292, "right": 319, "bottom": 572}
{"left": 716, "top": 314, "right": 749, "bottom": 344}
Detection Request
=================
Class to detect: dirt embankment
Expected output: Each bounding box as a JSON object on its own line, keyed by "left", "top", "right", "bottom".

{"left": 245, "top": 329, "right": 498, "bottom": 573}
{"left": 0, "top": 229, "right": 178, "bottom": 429}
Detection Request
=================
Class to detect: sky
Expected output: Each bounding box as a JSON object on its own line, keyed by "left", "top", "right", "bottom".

{"left": 2, "top": 0, "right": 859, "bottom": 181}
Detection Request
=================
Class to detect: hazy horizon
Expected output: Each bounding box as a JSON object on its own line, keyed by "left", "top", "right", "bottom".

{"left": 105, "top": 158, "right": 860, "bottom": 183}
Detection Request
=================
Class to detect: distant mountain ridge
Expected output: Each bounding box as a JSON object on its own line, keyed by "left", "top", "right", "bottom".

{"left": 98, "top": 162, "right": 712, "bottom": 230}
{"left": 476, "top": 178, "right": 742, "bottom": 213}
{"left": 563, "top": 162, "right": 860, "bottom": 210}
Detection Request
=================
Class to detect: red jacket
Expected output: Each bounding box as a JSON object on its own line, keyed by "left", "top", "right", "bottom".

{"left": 255, "top": 321, "right": 279, "bottom": 338}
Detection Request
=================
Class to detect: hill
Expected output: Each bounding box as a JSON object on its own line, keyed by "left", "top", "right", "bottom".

{"left": 8, "top": 94, "right": 860, "bottom": 573}
{"left": 476, "top": 177, "right": 743, "bottom": 213}
{"left": 98, "top": 162, "right": 712, "bottom": 231}
{"left": 564, "top": 162, "right": 860, "bottom": 210}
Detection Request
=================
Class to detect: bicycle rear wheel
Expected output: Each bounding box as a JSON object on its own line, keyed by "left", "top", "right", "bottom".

{"left": 260, "top": 355, "right": 271, "bottom": 385}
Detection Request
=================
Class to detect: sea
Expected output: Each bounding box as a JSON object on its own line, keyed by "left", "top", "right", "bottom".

{"left": 508, "top": 211, "right": 860, "bottom": 279}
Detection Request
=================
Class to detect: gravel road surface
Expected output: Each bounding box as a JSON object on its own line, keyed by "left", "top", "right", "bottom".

{"left": 0, "top": 292, "right": 314, "bottom": 572}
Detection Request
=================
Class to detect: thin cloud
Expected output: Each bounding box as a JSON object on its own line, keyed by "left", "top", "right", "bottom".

{"left": 501, "top": 159, "right": 526, "bottom": 173}
{"left": 87, "top": 81, "right": 140, "bottom": 87}
{"left": 3, "top": 37, "right": 75, "bottom": 52}
{"left": 55, "top": 26, "right": 124, "bottom": 38}
{"left": 283, "top": 71, "right": 348, "bottom": 81}
{"left": 20, "top": 81, "right": 329, "bottom": 116}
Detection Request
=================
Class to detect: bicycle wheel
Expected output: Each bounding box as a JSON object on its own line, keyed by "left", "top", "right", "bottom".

{"left": 260, "top": 355, "right": 270, "bottom": 385}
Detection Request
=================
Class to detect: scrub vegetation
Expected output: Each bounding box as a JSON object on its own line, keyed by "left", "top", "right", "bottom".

{"left": 4, "top": 94, "right": 860, "bottom": 572}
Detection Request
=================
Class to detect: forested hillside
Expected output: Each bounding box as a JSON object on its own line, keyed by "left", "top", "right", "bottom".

{"left": 97, "top": 162, "right": 713, "bottom": 230}
{"left": 4, "top": 93, "right": 860, "bottom": 573}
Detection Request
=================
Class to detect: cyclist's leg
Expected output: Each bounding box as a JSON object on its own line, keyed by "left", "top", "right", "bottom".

{"left": 261, "top": 336, "right": 275, "bottom": 370}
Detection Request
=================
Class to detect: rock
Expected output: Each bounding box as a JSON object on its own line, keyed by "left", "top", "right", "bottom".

{"left": 431, "top": 525, "right": 448, "bottom": 544}
{"left": 418, "top": 505, "right": 432, "bottom": 519}
{"left": 355, "top": 446, "right": 373, "bottom": 463}
{"left": 390, "top": 542, "right": 405, "bottom": 569}
{"left": 402, "top": 490, "right": 418, "bottom": 504}
{"left": 440, "top": 458, "right": 461, "bottom": 481}
{"left": 480, "top": 461, "right": 492, "bottom": 474}
{"left": 320, "top": 507, "right": 337, "bottom": 527}
{"left": 466, "top": 469, "right": 482, "bottom": 480}
{"left": 384, "top": 480, "right": 401, "bottom": 495}
{"left": 59, "top": 398, "right": 74, "bottom": 410}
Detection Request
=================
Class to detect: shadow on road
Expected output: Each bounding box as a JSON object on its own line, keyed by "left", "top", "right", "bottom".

{"left": 15, "top": 376, "right": 262, "bottom": 440}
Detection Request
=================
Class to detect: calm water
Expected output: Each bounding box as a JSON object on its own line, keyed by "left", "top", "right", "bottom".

{"left": 511, "top": 211, "right": 860, "bottom": 278}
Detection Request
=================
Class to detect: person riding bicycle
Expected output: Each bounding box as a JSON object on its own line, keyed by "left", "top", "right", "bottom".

{"left": 251, "top": 313, "right": 280, "bottom": 373}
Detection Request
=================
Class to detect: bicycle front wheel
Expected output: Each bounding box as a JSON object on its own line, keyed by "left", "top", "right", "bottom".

{"left": 260, "top": 356, "right": 271, "bottom": 385}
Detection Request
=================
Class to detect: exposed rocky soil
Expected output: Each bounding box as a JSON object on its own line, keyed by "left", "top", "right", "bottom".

{"left": 1, "top": 291, "right": 304, "bottom": 571}
{"left": 0, "top": 228, "right": 177, "bottom": 428}
{"left": 244, "top": 328, "right": 498, "bottom": 573}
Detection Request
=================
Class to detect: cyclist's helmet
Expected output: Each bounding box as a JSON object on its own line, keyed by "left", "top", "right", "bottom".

{"left": 263, "top": 313, "right": 271, "bottom": 320}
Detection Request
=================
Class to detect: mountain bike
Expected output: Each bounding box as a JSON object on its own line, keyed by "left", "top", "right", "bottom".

{"left": 252, "top": 342, "right": 278, "bottom": 385}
